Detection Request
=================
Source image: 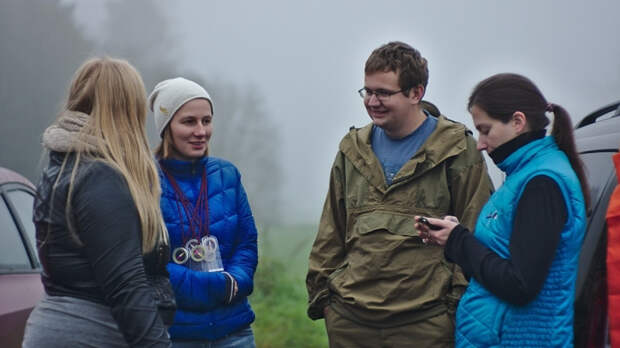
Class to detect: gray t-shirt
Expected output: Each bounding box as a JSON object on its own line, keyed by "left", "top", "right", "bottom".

{"left": 371, "top": 114, "right": 438, "bottom": 185}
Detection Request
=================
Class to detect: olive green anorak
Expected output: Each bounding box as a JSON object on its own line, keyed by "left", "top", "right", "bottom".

{"left": 307, "top": 116, "right": 493, "bottom": 327}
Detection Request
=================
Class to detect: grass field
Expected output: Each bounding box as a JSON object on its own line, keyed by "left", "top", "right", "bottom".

{"left": 251, "top": 224, "right": 328, "bottom": 348}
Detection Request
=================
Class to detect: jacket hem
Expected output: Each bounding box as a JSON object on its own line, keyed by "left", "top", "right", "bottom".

{"left": 329, "top": 295, "right": 448, "bottom": 328}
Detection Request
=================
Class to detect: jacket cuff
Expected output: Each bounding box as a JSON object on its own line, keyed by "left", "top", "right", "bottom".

{"left": 222, "top": 271, "right": 235, "bottom": 304}
{"left": 307, "top": 289, "right": 330, "bottom": 320}
{"left": 444, "top": 224, "right": 468, "bottom": 263}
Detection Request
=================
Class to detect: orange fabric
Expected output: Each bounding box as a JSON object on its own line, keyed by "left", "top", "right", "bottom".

{"left": 607, "top": 152, "right": 620, "bottom": 348}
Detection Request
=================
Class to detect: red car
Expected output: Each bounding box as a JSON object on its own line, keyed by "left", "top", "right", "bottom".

{"left": 0, "top": 167, "right": 44, "bottom": 347}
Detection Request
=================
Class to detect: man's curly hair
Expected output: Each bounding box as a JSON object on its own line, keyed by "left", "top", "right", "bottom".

{"left": 365, "top": 41, "right": 429, "bottom": 92}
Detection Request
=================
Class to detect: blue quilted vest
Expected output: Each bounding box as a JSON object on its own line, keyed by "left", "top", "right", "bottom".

{"left": 455, "top": 136, "right": 586, "bottom": 347}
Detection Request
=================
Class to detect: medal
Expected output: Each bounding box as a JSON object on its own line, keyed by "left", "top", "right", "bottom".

{"left": 190, "top": 244, "right": 207, "bottom": 262}
{"left": 172, "top": 247, "right": 189, "bottom": 264}
{"left": 185, "top": 238, "right": 201, "bottom": 250}
{"left": 201, "top": 235, "right": 224, "bottom": 272}
{"left": 202, "top": 236, "right": 218, "bottom": 262}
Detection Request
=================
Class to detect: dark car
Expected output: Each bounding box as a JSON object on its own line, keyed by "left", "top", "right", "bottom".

{"left": 573, "top": 101, "right": 620, "bottom": 347}
{"left": 0, "top": 167, "right": 43, "bottom": 347}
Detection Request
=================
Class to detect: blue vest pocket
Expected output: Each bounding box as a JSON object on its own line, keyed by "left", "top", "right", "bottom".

{"left": 456, "top": 280, "right": 507, "bottom": 347}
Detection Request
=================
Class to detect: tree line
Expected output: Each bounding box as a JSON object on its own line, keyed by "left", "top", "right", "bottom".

{"left": 0, "top": 0, "right": 282, "bottom": 227}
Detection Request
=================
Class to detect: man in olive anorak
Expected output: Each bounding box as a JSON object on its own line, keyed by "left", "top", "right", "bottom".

{"left": 306, "top": 41, "right": 494, "bottom": 347}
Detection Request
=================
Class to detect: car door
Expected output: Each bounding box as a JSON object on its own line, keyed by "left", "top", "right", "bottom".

{"left": 0, "top": 181, "right": 44, "bottom": 347}
{"left": 574, "top": 149, "right": 618, "bottom": 347}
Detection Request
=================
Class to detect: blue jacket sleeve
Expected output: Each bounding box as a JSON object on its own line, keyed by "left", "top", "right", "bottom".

{"left": 227, "top": 171, "right": 258, "bottom": 299}
{"left": 166, "top": 262, "right": 229, "bottom": 311}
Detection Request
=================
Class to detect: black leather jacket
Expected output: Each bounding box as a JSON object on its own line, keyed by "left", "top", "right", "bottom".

{"left": 34, "top": 151, "right": 170, "bottom": 347}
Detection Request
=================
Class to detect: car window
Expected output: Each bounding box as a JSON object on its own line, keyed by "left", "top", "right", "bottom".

{"left": 6, "top": 188, "right": 39, "bottom": 265}
{"left": 580, "top": 152, "right": 615, "bottom": 206}
{"left": 0, "top": 196, "right": 31, "bottom": 272}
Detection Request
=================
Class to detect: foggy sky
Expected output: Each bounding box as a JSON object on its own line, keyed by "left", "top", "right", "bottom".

{"left": 69, "top": 0, "right": 620, "bottom": 224}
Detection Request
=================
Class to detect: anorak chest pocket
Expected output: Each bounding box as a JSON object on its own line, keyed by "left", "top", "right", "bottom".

{"left": 352, "top": 211, "right": 418, "bottom": 234}
{"left": 345, "top": 211, "right": 442, "bottom": 278}
{"left": 332, "top": 211, "right": 453, "bottom": 307}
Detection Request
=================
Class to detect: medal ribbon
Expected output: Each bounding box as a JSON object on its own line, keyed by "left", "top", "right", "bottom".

{"left": 160, "top": 161, "right": 210, "bottom": 247}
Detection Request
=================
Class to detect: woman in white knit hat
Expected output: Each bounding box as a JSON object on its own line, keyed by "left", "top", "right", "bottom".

{"left": 149, "top": 77, "right": 258, "bottom": 347}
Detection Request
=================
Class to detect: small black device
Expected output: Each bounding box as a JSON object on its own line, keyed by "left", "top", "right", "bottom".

{"left": 417, "top": 217, "right": 442, "bottom": 230}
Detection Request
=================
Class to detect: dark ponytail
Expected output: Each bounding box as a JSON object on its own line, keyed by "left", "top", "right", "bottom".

{"left": 469, "top": 73, "right": 590, "bottom": 210}
{"left": 549, "top": 103, "right": 591, "bottom": 210}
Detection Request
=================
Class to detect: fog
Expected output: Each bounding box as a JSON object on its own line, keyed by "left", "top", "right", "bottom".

{"left": 2, "top": 0, "right": 619, "bottom": 225}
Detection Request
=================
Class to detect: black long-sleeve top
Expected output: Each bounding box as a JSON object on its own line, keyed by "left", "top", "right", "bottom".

{"left": 444, "top": 131, "right": 568, "bottom": 306}
{"left": 34, "top": 152, "right": 170, "bottom": 347}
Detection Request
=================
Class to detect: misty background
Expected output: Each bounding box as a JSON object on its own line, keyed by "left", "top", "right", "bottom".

{"left": 2, "top": 0, "right": 620, "bottom": 227}
{"left": 2, "top": 1, "right": 619, "bottom": 346}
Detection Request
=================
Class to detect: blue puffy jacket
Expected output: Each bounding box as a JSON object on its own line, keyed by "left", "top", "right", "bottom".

{"left": 455, "top": 136, "right": 586, "bottom": 347}
{"left": 158, "top": 157, "right": 258, "bottom": 341}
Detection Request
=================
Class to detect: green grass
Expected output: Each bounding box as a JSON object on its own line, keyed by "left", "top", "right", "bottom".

{"left": 250, "top": 224, "right": 328, "bottom": 348}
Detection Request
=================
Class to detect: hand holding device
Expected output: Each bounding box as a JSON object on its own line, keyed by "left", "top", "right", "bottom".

{"left": 415, "top": 215, "right": 458, "bottom": 246}
{"left": 417, "top": 216, "right": 442, "bottom": 230}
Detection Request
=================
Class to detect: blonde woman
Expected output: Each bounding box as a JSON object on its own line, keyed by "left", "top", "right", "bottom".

{"left": 22, "top": 58, "right": 172, "bottom": 347}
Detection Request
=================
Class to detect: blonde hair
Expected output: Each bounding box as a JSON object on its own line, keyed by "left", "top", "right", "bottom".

{"left": 59, "top": 57, "right": 167, "bottom": 252}
{"left": 154, "top": 123, "right": 209, "bottom": 159}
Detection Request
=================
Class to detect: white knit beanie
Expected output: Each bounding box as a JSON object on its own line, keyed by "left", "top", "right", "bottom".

{"left": 148, "top": 77, "right": 214, "bottom": 137}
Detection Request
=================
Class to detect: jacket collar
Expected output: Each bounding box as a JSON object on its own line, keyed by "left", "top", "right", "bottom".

{"left": 339, "top": 115, "right": 470, "bottom": 193}
{"left": 158, "top": 157, "right": 208, "bottom": 178}
{"left": 497, "top": 136, "right": 557, "bottom": 176}
{"left": 489, "top": 130, "right": 546, "bottom": 164}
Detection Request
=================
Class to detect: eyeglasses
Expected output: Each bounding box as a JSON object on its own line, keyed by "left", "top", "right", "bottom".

{"left": 358, "top": 87, "right": 410, "bottom": 101}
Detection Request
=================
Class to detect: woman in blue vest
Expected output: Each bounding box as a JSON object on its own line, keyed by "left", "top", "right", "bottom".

{"left": 417, "top": 73, "right": 589, "bottom": 347}
{"left": 149, "top": 77, "right": 258, "bottom": 347}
